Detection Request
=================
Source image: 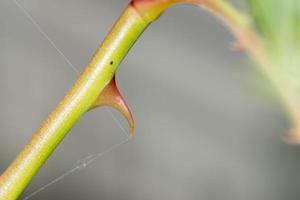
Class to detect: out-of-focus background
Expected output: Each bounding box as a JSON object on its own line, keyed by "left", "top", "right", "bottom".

{"left": 1, "top": 0, "right": 300, "bottom": 199}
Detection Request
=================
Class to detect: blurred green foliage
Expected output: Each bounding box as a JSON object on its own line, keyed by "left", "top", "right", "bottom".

{"left": 245, "top": 0, "right": 300, "bottom": 93}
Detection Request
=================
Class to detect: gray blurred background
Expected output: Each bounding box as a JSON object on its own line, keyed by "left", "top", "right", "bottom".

{"left": 1, "top": 0, "right": 300, "bottom": 199}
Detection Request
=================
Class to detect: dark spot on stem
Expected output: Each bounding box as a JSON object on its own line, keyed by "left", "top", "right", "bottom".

{"left": 110, "top": 61, "right": 114, "bottom": 65}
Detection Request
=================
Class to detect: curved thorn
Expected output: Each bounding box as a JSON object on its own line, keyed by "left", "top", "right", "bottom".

{"left": 230, "top": 41, "right": 245, "bottom": 52}
{"left": 89, "top": 75, "right": 134, "bottom": 138}
{"left": 283, "top": 127, "right": 300, "bottom": 145}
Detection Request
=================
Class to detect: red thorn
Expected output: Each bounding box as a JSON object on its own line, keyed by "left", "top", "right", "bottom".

{"left": 283, "top": 128, "right": 300, "bottom": 145}
{"left": 230, "top": 41, "right": 245, "bottom": 52}
{"left": 89, "top": 76, "right": 134, "bottom": 138}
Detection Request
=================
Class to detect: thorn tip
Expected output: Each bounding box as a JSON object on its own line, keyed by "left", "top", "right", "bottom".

{"left": 89, "top": 75, "right": 135, "bottom": 137}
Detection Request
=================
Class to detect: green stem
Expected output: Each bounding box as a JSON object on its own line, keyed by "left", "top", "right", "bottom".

{"left": 0, "top": 5, "right": 149, "bottom": 200}
{"left": 0, "top": 0, "right": 254, "bottom": 199}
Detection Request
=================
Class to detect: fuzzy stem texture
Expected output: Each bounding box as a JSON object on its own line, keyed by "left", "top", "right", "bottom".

{"left": 0, "top": 0, "right": 266, "bottom": 199}
{"left": 0, "top": 5, "right": 149, "bottom": 200}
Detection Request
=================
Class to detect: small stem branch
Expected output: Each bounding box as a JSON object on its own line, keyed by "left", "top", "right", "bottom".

{"left": 192, "top": 1, "right": 300, "bottom": 142}
{"left": 205, "top": 1, "right": 300, "bottom": 141}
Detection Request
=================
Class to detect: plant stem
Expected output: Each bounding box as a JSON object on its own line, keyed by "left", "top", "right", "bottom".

{"left": 0, "top": 5, "right": 149, "bottom": 200}
{"left": 0, "top": 0, "right": 273, "bottom": 199}
{"left": 191, "top": 1, "right": 300, "bottom": 139}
